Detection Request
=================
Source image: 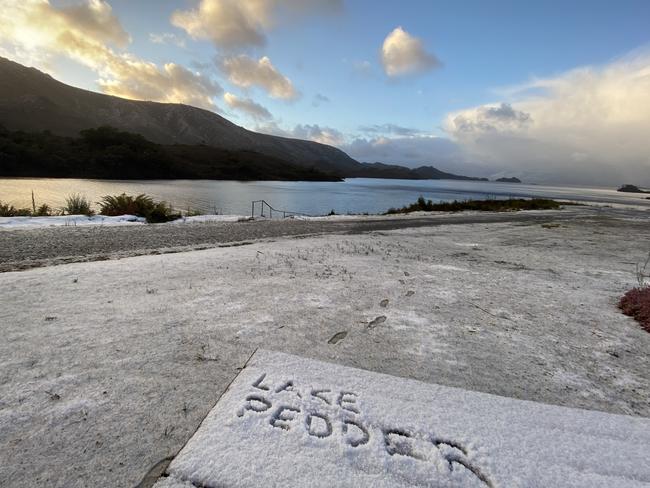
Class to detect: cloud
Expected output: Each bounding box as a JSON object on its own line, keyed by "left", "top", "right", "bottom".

{"left": 343, "top": 135, "right": 480, "bottom": 172}
{"left": 258, "top": 122, "right": 345, "bottom": 146}
{"left": 312, "top": 93, "right": 330, "bottom": 107}
{"left": 224, "top": 92, "right": 272, "bottom": 121}
{"left": 0, "top": 0, "right": 222, "bottom": 110}
{"left": 449, "top": 103, "right": 531, "bottom": 134}
{"left": 172, "top": 0, "right": 342, "bottom": 50}
{"left": 445, "top": 52, "right": 650, "bottom": 184}
{"left": 59, "top": 0, "right": 130, "bottom": 47}
{"left": 149, "top": 32, "right": 186, "bottom": 48}
{"left": 217, "top": 55, "right": 298, "bottom": 99}
{"left": 381, "top": 27, "right": 439, "bottom": 77}
{"left": 358, "top": 123, "right": 423, "bottom": 137}
{"left": 97, "top": 58, "right": 222, "bottom": 110}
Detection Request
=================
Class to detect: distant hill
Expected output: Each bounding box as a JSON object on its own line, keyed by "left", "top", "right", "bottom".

{"left": 348, "top": 162, "right": 488, "bottom": 181}
{"left": 496, "top": 177, "right": 521, "bottom": 183}
{"left": 0, "top": 57, "right": 485, "bottom": 182}
{"left": 618, "top": 184, "right": 649, "bottom": 194}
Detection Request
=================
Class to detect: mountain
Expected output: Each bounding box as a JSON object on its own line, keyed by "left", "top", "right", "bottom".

{"left": 347, "top": 162, "right": 488, "bottom": 181}
{"left": 0, "top": 57, "right": 485, "bottom": 182}
{"left": 0, "top": 57, "right": 356, "bottom": 175}
{"left": 0, "top": 125, "right": 340, "bottom": 181}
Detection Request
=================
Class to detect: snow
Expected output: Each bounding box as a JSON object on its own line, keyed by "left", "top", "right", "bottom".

{"left": 155, "top": 349, "right": 650, "bottom": 488}
{"left": 0, "top": 213, "right": 649, "bottom": 486}
{"left": 170, "top": 215, "right": 251, "bottom": 224}
{"left": 0, "top": 214, "right": 145, "bottom": 228}
{"left": 0, "top": 214, "right": 251, "bottom": 229}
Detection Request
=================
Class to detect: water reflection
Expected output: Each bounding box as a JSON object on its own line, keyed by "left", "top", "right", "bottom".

{"left": 1, "top": 178, "right": 649, "bottom": 216}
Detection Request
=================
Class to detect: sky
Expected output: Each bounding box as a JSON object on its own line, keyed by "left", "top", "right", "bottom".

{"left": 0, "top": 0, "right": 649, "bottom": 185}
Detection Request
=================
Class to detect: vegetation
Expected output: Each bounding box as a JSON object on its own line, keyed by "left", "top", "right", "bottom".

{"left": 63, "top": 194, "right": 94, "bottom": 216}
{"left": 618, "top": 253, "right": 650, "bottom": 333}
{"left": 0, "top": 201, "right": 32, "bottom": 217}
{"left": 619, "top": 288, "right": 650, "bottom": 333}
{"left": 0, "top": 125, "right": 342, "bottom": 181}
{"left": 386, "top": 196, "right": 564, "bottom": 214}
{"left": 98, "top": 193, "right": 180, "bottom": 223}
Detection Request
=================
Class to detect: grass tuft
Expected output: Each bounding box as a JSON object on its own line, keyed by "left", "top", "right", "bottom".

{"left": 0, "top": 201, "right": 32, "bottom": 217}
{"left": 98, "top": 193, "right": 180, "bottom": 223}
{"left": 63, "top": 194, "right": 94, "bottom": 216}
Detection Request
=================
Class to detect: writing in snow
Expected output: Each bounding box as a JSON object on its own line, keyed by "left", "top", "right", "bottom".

{"left": 236, "top": 373, "right": 493, "bottom": 487}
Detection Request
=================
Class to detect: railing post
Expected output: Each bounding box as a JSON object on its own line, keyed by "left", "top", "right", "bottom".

{"left": 251, "top": 201, "right": 254, "bottom": 218}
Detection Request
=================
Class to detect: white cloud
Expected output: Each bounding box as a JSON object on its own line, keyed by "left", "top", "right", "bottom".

{"left": 172, "top": 0, "right": 342, "bottom": 50}
{"left": 224, "top": 92, "right": 272, "bottom": 121}
{"left": 381, "top": 27, "right": 439, "bottom": 77}
{"left": 0, "top": 0, "right": 222, "bottom": 110}
{"left": 217, "top": 55, "right": 298, "bottom": 100}
{"left": 258, "top": 122, "right": 345, "bottom": 146}
{"left": 149, "top": 32, "right": 186, "bottom": 48}
{"left": 445, "top": 52, "right": 650, "bottom": 184}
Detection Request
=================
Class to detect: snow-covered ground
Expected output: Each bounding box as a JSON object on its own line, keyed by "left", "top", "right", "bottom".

{"left": 0, "top": 214, "right": 254, "bottom": 229}
{"left": 157, "top": 350, "right": 650, "bottom": 488}
{"left": 1, "top": 213, "right": 649, "bottom": 486}
{"left": 0, "top": 214, "right": 146, "bottom": 228}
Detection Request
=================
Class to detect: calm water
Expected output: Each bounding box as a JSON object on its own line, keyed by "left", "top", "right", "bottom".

{"left": 1, "top": 178, "right": 649, "bottom": 216}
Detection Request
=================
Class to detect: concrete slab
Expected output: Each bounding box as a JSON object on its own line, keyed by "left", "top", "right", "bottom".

{"left": 154, "top": 349, "right": 650, "bottom": 487}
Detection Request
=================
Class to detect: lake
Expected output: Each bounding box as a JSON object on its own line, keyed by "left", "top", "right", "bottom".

{"left": 1, "top": 177, "right": 649, "bottom": 216}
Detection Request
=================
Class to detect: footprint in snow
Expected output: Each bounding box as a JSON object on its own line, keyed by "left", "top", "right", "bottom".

{"left": 406, "top": 290, "right": 415, "bottom": 297}
{"left": 380, "top": 299, "right": 389, "bottom": 308}
{"left": 328, "top": 331, "right": 347, "bottom": 344}
{"left": 367, "top": 316, "right": 387, "bottom": 329}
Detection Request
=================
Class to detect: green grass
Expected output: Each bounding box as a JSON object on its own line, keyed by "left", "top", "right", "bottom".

{"left": 386, "top": 196, "right": 564, "bottom": 214}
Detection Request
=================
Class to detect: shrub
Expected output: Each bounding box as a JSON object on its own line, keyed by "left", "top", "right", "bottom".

{"left": 619, "top": 287, "right": 650, "bottom": 333}
{"left": 0, "top": 201, "right": 32, "bottom": 217}
{"left": 147, "top": 201, "right": 180, "bottom": 223}
{"left": 98, "top": 193, "right": 180, "bottom": 223}
{"left": 34, "top": 203, "right": 53, "bottom": 216}
{"left": 63, "top": 194, "right": 94, "bottom": 216}
{"left": 98, "top": 193, "right": 154, "bottom": 216}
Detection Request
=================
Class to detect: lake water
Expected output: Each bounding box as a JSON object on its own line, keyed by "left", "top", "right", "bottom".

{"left": 1, "top": 177, "right": 649, "bottom": 216}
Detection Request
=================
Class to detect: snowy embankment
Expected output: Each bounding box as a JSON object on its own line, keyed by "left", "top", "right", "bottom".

{"left": 1, "top": 212, "right": 649, "bottom": 486}
{"left": 0, "top": 214, "right": 251, "bottom": 229}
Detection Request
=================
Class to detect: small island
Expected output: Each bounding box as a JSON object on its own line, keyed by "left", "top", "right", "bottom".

{"left": 496, "top": 177, "right": 522, "bottom": 183}
{"left": 617, "top": 184, "right": 650, "bottom": 194}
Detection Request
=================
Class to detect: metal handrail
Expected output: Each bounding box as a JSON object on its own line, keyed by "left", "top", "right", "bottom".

{"left": 251, "top": 200, "right": 312, "bottom": 218}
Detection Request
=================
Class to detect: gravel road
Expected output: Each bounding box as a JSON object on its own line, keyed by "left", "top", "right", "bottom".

{"left": 0, "top": 206, "right": 645, "bottom": 272}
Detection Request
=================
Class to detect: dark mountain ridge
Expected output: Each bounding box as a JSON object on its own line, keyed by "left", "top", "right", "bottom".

{"left": 0, "top": 57, "right": 485, "bottom": 181}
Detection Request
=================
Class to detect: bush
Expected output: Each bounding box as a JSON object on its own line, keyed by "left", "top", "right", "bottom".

{"left": 34, "top": 203, "right": 53, "bottom": 216}
{"left": 386, "top": 197, "right": 563, "bottom": 214}
{"left": 98, "top": 193, "right": 180, "bottom": 223}
{"left": 0, "top": 201, "right": 32, "bottom": 217}
{"left": 619, "top": 287, "right": 650, "bottom": 333}
{"left": 63, "top": 194, "right": 94, "bottom": 216}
